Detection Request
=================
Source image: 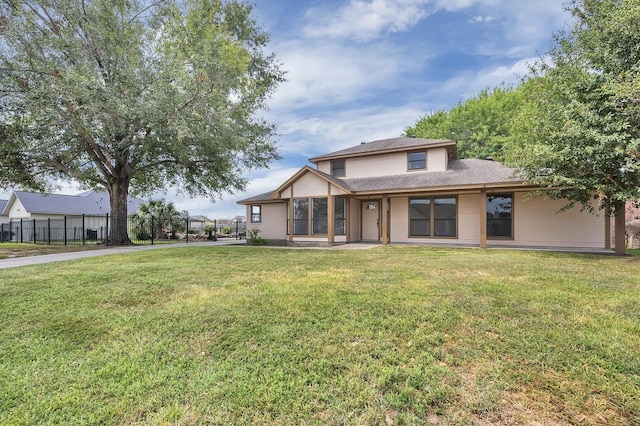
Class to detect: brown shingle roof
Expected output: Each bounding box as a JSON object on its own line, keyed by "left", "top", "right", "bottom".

{"left": 309, "top": 137, "right": 457, "bottom": 162}
{"left": 343, "top": 159, "right": 522, "bottom": 193}
{"left": 238, "top": 159, "right": 526, "bottom": 204}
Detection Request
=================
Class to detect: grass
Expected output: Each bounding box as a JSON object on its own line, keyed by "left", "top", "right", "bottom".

{"left": 0, "top": 246, "right": 638, "bottom": 425}
{"left": 0, "top": 242, "right": 106, "bottom": 259}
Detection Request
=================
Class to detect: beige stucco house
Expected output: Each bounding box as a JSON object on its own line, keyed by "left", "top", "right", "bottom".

{"left": 238, "top": 137, "right": 609, "bottom": 249}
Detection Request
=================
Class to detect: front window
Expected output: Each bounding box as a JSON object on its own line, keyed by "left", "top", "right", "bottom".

{"left": 250, "top": 205, "right": 262, "bottom": 223}
{"left": 410, "top": 198, "right": 431, "bottom": 236}
{"left": 408, "top": 151, "right": 426, "bottom": 170}
{"left": 409, "top": 197, "right": 457, "bottom": 237}
{"left": 434, "top": 197, "right": 456, "bottom": 237}
{"left": 293, "top": 199, "right": 309, "bottom": 235}
{"left": 331, "top": 159, "right": 346, "bottom": 177}
{"left": 293, "top": 197, "right": 330, "bottom": 236}
{"left": 487, "top": 194, "right": 513, "bottom": 238}
{"left": 312, "top": 198, "right": 328, "bottom": 234}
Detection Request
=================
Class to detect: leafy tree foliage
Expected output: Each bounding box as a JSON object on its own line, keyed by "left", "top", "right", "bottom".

{"left": 0, "top": 0, "right": 284, "bottom": 244}
{"left": 404, "top": 86, "right": 523, "bottom": 159}
{"left": 131, "top": 199, "right": 184, "bottom": 240}
{"left": 504, "top": 0, "right": 640, "bottom": 254}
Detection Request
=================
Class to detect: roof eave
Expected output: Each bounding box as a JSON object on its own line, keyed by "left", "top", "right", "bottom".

{"left": 350, "top": 181, "right": 536, "bottom": 196}
{"left": 237, "top": 197, "right": 284, "bottom": 205}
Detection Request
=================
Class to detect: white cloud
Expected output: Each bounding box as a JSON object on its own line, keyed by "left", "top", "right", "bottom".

{"left": 275, "top": 103, "right": 433, "bottom": 157}
{"left": 267, "top": 40, "right": 410, "bottom": 111}
{"left": 438, "top": 57, "right": 535, "bottom": 100}
{"left": 303, "top": 0, "right": 430, "bottom": 41}
{"left": 468, "top": 15, "right": 494, "bottom": 24}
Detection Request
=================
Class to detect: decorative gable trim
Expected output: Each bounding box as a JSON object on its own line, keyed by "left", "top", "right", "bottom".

{"left": 269, "top": 166, "right": 352, "bottom": 200}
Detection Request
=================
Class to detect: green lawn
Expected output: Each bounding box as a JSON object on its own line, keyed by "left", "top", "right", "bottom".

{"left": 0, "top": 246, "right": 638, "bottom": 425}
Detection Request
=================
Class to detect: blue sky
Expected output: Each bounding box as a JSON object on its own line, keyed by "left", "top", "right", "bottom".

{"left": 2, "top": 0, "right": 572, "bottom": 219}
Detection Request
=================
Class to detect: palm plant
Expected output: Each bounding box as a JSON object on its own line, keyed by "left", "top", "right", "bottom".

{"left": 132, "top": 199, "right": 185, "bottom": 240}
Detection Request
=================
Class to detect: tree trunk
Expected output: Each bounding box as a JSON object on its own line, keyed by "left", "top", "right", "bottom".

{"left": 614, "top": 207, "right": 626, "bottom": 256}
{"left": 108, "top": 178, "right": 132, "bottom": 245}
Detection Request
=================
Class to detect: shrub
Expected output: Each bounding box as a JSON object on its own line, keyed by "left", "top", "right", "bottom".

{"left": 203, "top": 225, "right": 216, "bottom": 241}
{"left": 248, "top": 228, "right": 267, "bottom": 245}
{"left": 626, "top": 220, "right": 640, "bottom": 248}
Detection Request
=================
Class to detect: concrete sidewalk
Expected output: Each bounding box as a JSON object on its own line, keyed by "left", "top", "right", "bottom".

{"left": 0, "top": 240, "right": 245, "bottom": 269}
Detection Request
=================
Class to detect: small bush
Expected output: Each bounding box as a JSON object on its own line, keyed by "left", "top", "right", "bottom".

{"left": 626, "top": 220, "right": 640, "bottom": 248}
{"left": 248, "top": 228, "right": 267, "bottom": 245}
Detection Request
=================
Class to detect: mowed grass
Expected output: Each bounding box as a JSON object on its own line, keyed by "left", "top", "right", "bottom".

{"left": 0, "top": 246, "right": 638, "bottom": 425}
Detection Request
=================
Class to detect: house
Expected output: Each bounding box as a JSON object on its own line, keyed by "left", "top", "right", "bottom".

{"left": 2, "top": 190, "right": 144, "bottom": 218}
{"left": 238, "top": 137, "right": 609, "bottom": 249}
{"left": 1, "top": 190, "right": 144, "bottom": 242}
{"left": 0, "top": 199, "right": 8, "bottom": 224}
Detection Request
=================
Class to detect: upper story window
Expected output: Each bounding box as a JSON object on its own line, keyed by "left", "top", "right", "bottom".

{"left": 408, "top": 151, "right": 426, "bottom": 170}
{"left": 331, "top": 159, "right": 346, "bottom": 177}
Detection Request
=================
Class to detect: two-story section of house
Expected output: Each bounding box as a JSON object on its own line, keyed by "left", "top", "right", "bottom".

{"left": 238, "top": 137, "right": 609, "bottom": 249}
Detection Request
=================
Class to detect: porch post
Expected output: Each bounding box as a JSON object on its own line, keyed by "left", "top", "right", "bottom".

{"left": 381, "top": 195, "right": 389, "bottom": 245}
{"left": 288, "top": 189, "right": 294, "bottom": 242}
{"left": 328, "top": 190, "right": 335, "bottom": 245}
{"left": 480, "top": 190, "right": 487, "bottom": 249}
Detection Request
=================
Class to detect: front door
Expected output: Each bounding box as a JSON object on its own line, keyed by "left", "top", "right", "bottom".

{"left": 362, "top": 200, "right": 380, "bottom": 241}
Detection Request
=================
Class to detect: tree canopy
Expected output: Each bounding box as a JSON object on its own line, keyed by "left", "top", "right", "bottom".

{"left": 504, "top": 0, "right": 640, "bottom": 254}
{"left": 404, "top": 86, "right": 524, "bottom": 160}
{"left": 0, "top": 0, "right": 284, "bottom": 243}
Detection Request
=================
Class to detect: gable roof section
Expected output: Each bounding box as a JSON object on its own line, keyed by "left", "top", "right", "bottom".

{"left": 3, "top": 190, "right": 145, "bottom": 216}
{"left": 269, "top": 166, "right": 353, "bottom": 200}
{"left": 0, "top": 199, "right": 7, "bottom": 214}
{"left": 343, "top": 159, "right": 525, "bottom": 194}
{"left": 309, "top": 137, "right": 457, "bottom": 163}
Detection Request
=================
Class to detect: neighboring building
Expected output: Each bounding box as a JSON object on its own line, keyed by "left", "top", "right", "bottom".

{"left": 0, "top": 199, "right": 8, "bottom": 224}
{"left": 1, "top": 190, "right": 144, "bottom": 219}
{"left": 1, "top": 190, "right": 144, "bottom": 242}
{"left": 238, "top": 137, "right": 609, "bottom": 249}
{"left": 187, "top": 215, "right": 214, "bottom": 234}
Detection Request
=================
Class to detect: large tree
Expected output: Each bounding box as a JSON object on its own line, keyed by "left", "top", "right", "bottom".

{"left": 0, "top": 0, "right": 283, "bottom": 244}
{"left": 504, "top": 0, "right": 640, "bottom": 255}
{"left": 404, "top": 86, "right": 524, "bottom": 160}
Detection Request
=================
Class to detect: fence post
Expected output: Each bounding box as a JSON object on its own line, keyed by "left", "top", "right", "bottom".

{"left": 47, "top": 218, "right": 51, "bottom": 244}
{"left": 19, "top": 218, "right": 23, "bottom": 243}
{"left": 105, "top": 213, "right": 109, "bottom": 246}
{"left": 82, "top": 214, "right": 86, "bottom": 245}
{"left": 64, "top": 216, "right": 67, "bottom": 246}
{"left": 186, "top": 217, "right": 189, "bottom": 243}
{"left": 151, "top": 216, "right": 155, "bottom": 246}
{"left": 1, "top": 223, "right": 3, "bottom": 243}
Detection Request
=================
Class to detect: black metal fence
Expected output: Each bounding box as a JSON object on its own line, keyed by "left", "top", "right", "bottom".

{"left": 0, "top": 214, "right": 246, "bottom": 246}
